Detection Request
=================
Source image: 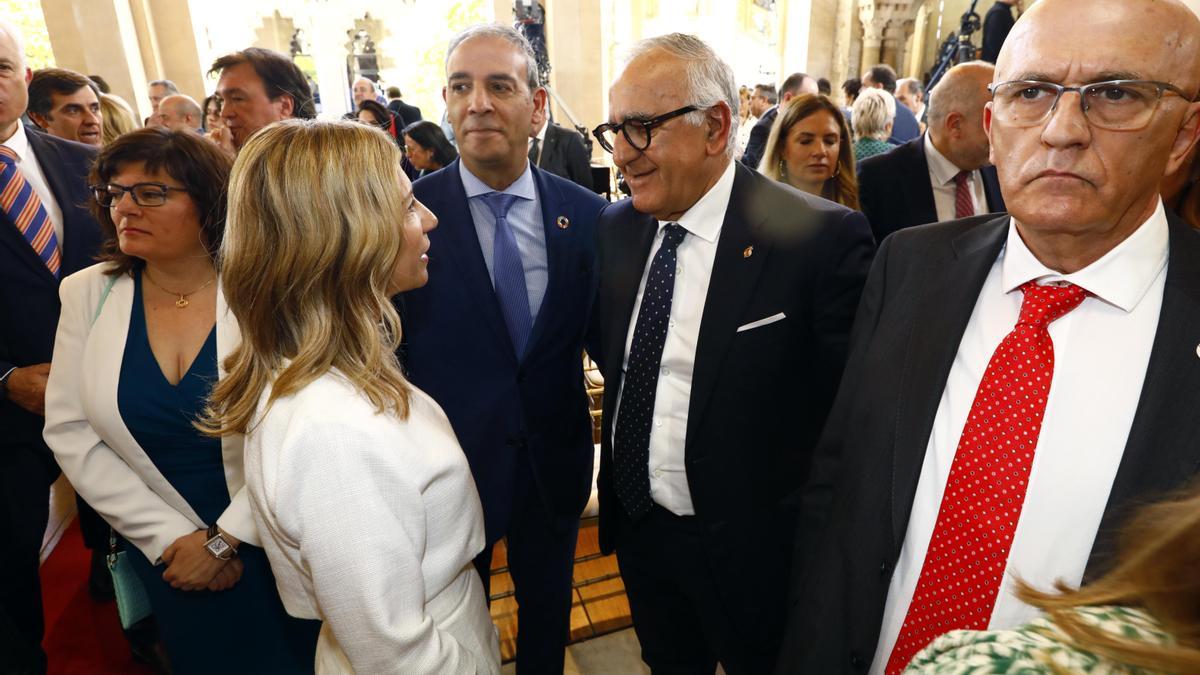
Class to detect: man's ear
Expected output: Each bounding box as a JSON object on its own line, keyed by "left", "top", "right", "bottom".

{"left": 276, "top": 94, "right": 295, "bottom": 118}
{"left": 1165, "top": 101, "right": 1200, "bottom": 177}
{"left": 706, "top": 101, "right": 733, "bottom": 157}
{"left": 27, "top": 111, "right": 49, "bottom": 130}
{"left": 984, "top": 102, "right": 997, "bottom": 166}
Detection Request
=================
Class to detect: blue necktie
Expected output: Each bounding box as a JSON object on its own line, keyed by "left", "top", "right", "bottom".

{"left": 613, "top": 223, "right": 687, "bottom": 519}
{"left": 480, "top": 192, "right": 532, "bottom": 357}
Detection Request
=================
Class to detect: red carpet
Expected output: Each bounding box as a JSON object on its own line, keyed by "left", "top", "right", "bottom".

{"left": 41, "top": 520, "right": 154, "bottom": 674}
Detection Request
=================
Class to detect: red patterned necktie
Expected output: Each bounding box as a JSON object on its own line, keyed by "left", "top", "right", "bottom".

{"left": 954, "top": 171, "right": 974, "bottom": 219}
{"left": 0, "top": 145, "right": 59, "bottom": 277}
{"left": 884, "top": 281, "right": 1089, "bottom": 674}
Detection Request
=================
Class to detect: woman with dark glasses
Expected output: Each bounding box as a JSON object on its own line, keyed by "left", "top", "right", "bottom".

{"left": 43, "top": 127, "right": 319, "bottom": 673}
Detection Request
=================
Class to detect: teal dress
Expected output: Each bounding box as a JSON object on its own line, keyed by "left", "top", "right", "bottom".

{"left": 117, "top": 273, "right": 319, "bottom": 673}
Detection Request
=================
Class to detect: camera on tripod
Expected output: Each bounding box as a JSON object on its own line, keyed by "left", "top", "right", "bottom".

{"left": 928, "top": 0, "right": 981, "bottom": 90}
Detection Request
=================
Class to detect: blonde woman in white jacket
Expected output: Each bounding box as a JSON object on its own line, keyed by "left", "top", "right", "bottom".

{"left": 202, "top": 119, "right": 500, "bottom": 674}
{"left": 44, "top": 128, "right": 319, "bottom": 672}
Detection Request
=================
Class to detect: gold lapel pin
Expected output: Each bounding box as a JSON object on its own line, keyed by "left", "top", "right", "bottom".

{"left": 557, "top": 216, "right": 570, "bottom": 229}
{"left": 743, "top": 245, "right": 754, "bottom": 258}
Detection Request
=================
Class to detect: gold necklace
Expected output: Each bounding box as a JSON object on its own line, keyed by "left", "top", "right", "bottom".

{"left": 143, "top": 269, "right": 215, "bottom": 309}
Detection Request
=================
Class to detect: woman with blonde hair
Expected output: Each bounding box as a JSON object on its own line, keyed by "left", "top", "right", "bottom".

{"left": 908, "top": 483, "right": 1200, "bottom": 672}
{"left": 99, "top": 93, "right": 138, "bottom": 145}
{"left": 759, "top": 93, "right": 860, "bottom": 210}
{"left": 203, "top": 119, "right": 499, "bottom": 674}
{"left": 851, "top": 87, "right": 897, "bottom": 163}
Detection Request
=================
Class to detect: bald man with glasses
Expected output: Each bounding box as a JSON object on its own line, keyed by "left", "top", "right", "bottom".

{"left": 778, "top": 1, "right": 1200, "bottom": 673}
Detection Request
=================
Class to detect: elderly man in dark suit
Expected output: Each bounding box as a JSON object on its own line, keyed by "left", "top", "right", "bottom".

{"left": 858, "top": 61, "right": 1005, "bottom": 243}
{"left": 396, "top": 24, "right": 606, "bottom": 674}
{"left": 0, "top": 21, "right": 104, "bottom": 672}
{"left": 592, "top": 33, "right": 873, "bottom": 674}
{"left": 779, "top": 1, "right": 1200, "bottom": 673}
{"left": 530, "top": 106, "right": 593, "bottom": 190}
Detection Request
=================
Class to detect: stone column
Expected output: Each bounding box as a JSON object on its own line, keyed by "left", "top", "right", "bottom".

{"left": 545, "top": 0, "right": 604, "bottom": 159}
{"left": 41, "top": 0, "right": 152, "bottom": 119}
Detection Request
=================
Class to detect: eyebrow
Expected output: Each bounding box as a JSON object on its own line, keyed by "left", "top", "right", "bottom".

{"left": 1013, "top": 70, "right": 1144, "bottom": 84}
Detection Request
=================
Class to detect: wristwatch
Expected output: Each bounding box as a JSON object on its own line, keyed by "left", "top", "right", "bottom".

{"left": 204, "top": 524, "right": 237, "bottom": 561}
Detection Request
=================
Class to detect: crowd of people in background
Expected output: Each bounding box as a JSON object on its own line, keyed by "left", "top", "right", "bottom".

{"left": 5, "top": 0, "right": 1200, "bottom": 673}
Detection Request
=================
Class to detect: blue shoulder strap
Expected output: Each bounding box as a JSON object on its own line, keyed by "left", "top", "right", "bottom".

{"left": 90, "top": 274, "right": 119, "bottom": 328}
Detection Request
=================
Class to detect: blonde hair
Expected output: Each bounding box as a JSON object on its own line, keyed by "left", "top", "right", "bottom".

{"left": 759, "top": 93, "right": 860, "bottom": 210}
{"left": 99, "top": 94, "right": 138, "bottom": 146}
{"left": 201, "top": 119, "right": 411, "bottom": 436}
{"left": 852, "top": 87, "right": 895, "bottom": 142}
{"left": 1016, "top": 483, "right": 1200, "bottom": 672}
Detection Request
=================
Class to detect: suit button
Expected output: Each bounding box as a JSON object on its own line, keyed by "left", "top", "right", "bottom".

{"left": 880, "top": 560, "right": 890, "bottom": 577}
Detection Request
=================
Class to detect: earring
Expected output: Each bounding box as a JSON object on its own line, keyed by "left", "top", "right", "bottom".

{"left": 779, "top": 159, "right": 787, "bottom": 180}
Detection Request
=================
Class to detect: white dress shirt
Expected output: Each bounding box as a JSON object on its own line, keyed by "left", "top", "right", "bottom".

{"left": 613, "top": 160, "right": 736, "bottom": 516}
{"left": 460, "top": 162, "right": 549, "bottom": 323}
{"left": 2, "top": 123, "right": 65, "bottom": 246}
{"left": 870, "top": 201, "right": 1169, "bottom": 673}
{"left": 924, "top": 133, "right": 987, "bottom": 222}
{"left": 529, "top": 120, "right": 548, "bottom": 167}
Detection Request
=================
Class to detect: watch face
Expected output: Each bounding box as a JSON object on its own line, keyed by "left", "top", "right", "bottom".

{"left": 207, "top": 537, "right": 231, "bottom": 557}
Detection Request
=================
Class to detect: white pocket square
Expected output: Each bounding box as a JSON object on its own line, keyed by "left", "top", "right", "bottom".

{"left": 737, "top": 312, "right": 786, "bottom": 333}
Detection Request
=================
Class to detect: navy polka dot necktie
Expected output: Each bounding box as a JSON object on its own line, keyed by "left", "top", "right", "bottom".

{"left": 613, "top": 223, "right": 687, "bottom": 520}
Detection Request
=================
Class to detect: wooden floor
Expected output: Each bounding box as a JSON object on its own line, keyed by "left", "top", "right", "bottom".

{"left": 488, "top": 518, "right": 633, "bottom": 663}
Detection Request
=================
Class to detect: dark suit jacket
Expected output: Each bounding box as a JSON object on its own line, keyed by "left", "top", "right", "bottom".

{"left": 0, "top": 128, "right": 102, "bottom": 454}
{"left": 777, "top": 212, "right": 1200, "bottom": 674}
{"left": 740, "top": 105, "right": 778, "bottom": 170}
{"left": 981, "top": 3, "right": 1017, "bottom": 63}
{"left": 889, "top": 98, "right": 922, "bottom": 145}
{"left": 398, "top": 160, "right": 607, "bottom": 543}
{"left": 858, "top": 135, "right": 1005, "bottom": 243}
{"left": 595, "top": 163, "right": 874, "bottom": 659}
{"left": 535, "top": 122, "right": 593, "bottom": 191}
{"left": 387, "top": 99, "right": 423, "bottom": 127}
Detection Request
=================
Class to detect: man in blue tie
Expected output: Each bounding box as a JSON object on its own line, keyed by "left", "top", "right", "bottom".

{"left": 0, "top": 20, "right": 104, "bottom": 672}
{"left": 395, "top": 24, "right": 606, "bottom": 673}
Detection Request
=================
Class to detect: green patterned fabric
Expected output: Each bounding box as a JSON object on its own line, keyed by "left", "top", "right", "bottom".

{"left": 854, "top": 137, "right": 896, "bottom": 163}
{"left": 905, "top": 605, "right": 1173, "bottom": 674}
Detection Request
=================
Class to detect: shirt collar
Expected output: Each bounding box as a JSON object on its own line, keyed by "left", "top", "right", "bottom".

{"left": 460, "top": 160, "right": 537, "bottom": 201}
{"left": 1000, "top": 199, "right": 1169, "bottom": 313}
{"left": 2, "top": 123, "right": 31, "bottom": 164}
{"left": 657, "top": 159, "right": 736, "bottom": 244}
{"left": 923, "top": 132, "right": 966, "bottom": 186}
{"left": 534, "top": 121, "right": 548, "bottom": 143}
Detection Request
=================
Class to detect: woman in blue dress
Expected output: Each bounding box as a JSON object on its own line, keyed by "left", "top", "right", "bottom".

{"left": 44, "top": 127, "right": 319, "bottom": 672}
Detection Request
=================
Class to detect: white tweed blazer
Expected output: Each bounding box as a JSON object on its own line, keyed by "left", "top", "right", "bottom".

{"left": 244, "top": 371, "right": 499, "bottom": 674}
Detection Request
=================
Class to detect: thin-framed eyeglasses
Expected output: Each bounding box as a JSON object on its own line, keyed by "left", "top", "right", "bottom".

{"left": 987, "top": 79, "right": 1196, "bottom": 131}
{"left": 592, "top": 105, "right": 701, "bottom": 153}
{"left": 92, "top": 182, "right": 189, "bottom": 208}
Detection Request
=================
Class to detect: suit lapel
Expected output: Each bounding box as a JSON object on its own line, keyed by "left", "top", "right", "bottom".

{"left": 889, "top": 216, "right": 1008, "bottom": 548}
{"left": 431, "top": 161, "right": 518, "bottom": 360}
{"left": 525, "top": 166, "right": 570, "bottom": 358}
{"left": 27, "top": 129, "right": 87, "bottom": 273}
{"left": 907, "top": 137, "right": 938, "bottom": 226}
{"left": 1088, "top": 214, "right": 1200, "bottom": 576}
{"left": 600, "top": 206, "right": 657, "bottom": 425}
{"left": 981, "top": 166, "right": 1006, "bottom": 213}
{"left": 685, "top": 165, "right": 772, "bottom": 446}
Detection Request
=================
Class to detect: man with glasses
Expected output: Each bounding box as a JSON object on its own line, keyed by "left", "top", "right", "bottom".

{"left": 394, "top": 24, "right": 605, "bottom": 674}
{"left": 0, "top": 19, "right": 104, "bottom": 672}
{"left": 591, "top": 33, "right": 873, "bottom": 673}
{"left": 777, "top": 1, "right": 1200, "bottom": 673}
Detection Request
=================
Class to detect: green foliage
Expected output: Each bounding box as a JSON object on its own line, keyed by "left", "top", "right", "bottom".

{"left": 398, "top": 0, "right": 493, "bottom": 127}
{"left": 0, "top": 0, "right": 55, "bottom": 69}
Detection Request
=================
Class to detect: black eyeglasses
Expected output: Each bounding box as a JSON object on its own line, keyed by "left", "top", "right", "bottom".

{"left": 988, "top": 79, "right": 1195, "bottom": 131}
{"left": 92, "top": 182, "right": 189, "bottom": 208}
{"left": 592, "top": 105, "right": 701, "bottom": 153}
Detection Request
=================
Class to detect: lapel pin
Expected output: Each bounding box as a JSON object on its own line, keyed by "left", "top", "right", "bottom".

{"left": 1196, "top": 343, "right": 1200, "bottom": 359}
{"left": 743, "top": 245, "right": 754, "bottom": 259}
{"left": 557, "top": 216, "right": 570, "bottom": 229}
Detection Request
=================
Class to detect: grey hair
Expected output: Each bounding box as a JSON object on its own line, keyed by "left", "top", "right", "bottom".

{"left": 896, "top": 77, "right": 923, "bottom": 99}
{"left": 446, "top": 24, "right": 541, "bottom": 94}
{"left": 852, "top": 87, "right": 895, "bottom": 141}
{"left": 148, "top": 79, "right": 178, "bottom": 93}
{"left": 0, "top": 19, "right": 25, "bottom": 69}
{"left": 625, "top": 33, "right": 740, "bottom": 158}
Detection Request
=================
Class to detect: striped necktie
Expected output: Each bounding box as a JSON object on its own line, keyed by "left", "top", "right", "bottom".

{"left": 0, "top": 145, "right": 60, "bottom": 277}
